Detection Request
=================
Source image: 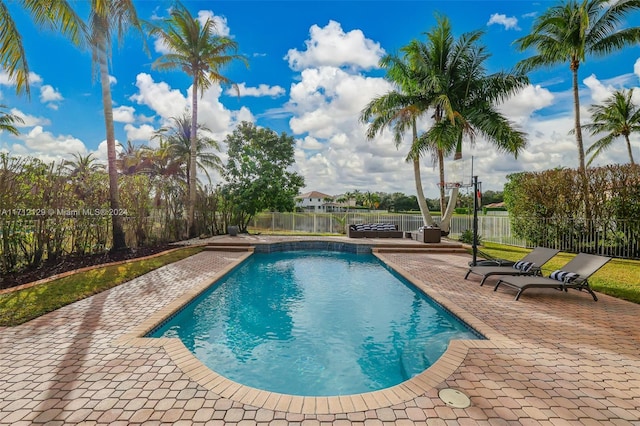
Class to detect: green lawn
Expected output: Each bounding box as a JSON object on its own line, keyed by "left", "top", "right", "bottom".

{"left": 0, "top": 246, "right": 204, "bottom": 327}
{"left": 477, "top": 242, "right": 640, "bottom": 304}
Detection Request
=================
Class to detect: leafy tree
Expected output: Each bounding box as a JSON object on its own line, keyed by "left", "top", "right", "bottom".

{"left": 515, "top": 0, "right": 640, "bottom": 212}
{"left": 87, "top": 0, "right": 147, "bottom": 251}
{"left": 0, "top": 105, "right": 24, "bottom": 135}
{"left": 0, "top": 0, "right": 83, "bottom": 95}
{"left": 150, "top": 1, "right": 247, "bottom": 238}
{"left": 583, "top": 88, "right": 640, "bottom": 166}
{"left": 222, "top": 122, "right": 304, "bottom": 232}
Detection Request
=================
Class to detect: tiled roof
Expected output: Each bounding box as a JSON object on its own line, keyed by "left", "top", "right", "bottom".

{"left": 296, "top": 191, "right": 333, "bottom": 199}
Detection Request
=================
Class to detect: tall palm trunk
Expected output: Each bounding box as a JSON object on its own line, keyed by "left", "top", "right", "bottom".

{"left": 439, "top": 186, "right": 459, "bottom": 234}
{"left": 187, "top": 77, "right": 199, "bottom": 238}
{"left": 437, "top": 148, "right": 446, "bottom": 214}
{"left": 625, "top": 134, "right": 635, "bottom": 165}
{"left": 98, "top": 36, "right": 126, "bottom": 251}
{"left": 412, "top": 121, "right": 435, "bottom": 227}
{"left": 571, "top": 62, "right": 591, "bottom": 218}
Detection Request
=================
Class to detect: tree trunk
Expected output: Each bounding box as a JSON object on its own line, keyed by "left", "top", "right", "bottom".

{"left": 571, "top": 65, "right": 591, "bottom": 218}
{"left": 187, "top": 77, "right": 199, "bottom": 238}
{"left": 439, "top": 187, "right": 459, "bottom": 234}
{"left": 412, "top": 120, "right": 435, "bottom": 227}
{"left": 625, "top": 134, "right": 635, "bottom": 165}
{"left": 437, "top": 148, "right": 446, "bottom": 214}
{"left": 98, "top": 37, "right": 127, "bottom": 251}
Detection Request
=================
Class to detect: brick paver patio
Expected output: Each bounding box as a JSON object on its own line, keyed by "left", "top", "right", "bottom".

{"left": 1, "top": 236, "right": 639, "bottom": 425}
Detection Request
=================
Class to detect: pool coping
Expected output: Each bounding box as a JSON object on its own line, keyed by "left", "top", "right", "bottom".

{"left": 115, "top": 242, "right": 512, "bottom": 414}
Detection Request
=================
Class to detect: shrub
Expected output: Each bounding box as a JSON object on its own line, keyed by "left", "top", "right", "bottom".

{"left": 459, "top": 229, "right": 482, "bottom": 245}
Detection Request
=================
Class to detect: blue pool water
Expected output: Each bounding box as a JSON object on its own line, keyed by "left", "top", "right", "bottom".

{"left": 150, "top": 250, "right": 481, "bottom": 396}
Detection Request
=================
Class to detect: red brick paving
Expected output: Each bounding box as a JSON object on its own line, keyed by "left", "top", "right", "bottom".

{"left": 1, "top": 236, "right": 639, "bottom": 425}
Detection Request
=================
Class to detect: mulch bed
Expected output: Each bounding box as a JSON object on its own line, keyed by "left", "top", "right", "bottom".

{"left": 0, "top": 245, "right": 176, "bottom": 291}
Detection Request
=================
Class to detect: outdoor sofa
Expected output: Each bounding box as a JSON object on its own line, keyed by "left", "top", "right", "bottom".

{"left": 347, "top": 223, "right": 403, "bottom": 238}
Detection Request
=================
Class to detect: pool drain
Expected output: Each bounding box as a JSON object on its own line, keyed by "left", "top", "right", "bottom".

{"left": 439, "top": 388, "right": 471, "bottom": 408}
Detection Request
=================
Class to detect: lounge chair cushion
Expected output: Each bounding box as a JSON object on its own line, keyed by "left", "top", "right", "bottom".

{"left": 549, "top": 270, "right": 580, "bottom": 283}
{"left": 513, "top": 261, "right": 534, "bottom": 272}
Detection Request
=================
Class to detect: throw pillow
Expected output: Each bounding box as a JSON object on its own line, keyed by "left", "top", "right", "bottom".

{"left": 549, "top": 270, "right": 580, "bottom": 283}
{"left": 513, "top": 261, "right": 534, "bottom": 272}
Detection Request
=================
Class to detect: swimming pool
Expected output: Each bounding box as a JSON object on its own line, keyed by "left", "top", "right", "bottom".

{"left": 150, "top": 250, "right": 481, "bottom": 396}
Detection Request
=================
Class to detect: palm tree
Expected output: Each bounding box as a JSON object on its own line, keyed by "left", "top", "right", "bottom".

{"left": 0, "top": 105, "right": 24, "bottom": 135}
{"left": 360, "top": 51, "right": 437, "bottom": 227}
{"left": 409, "top": 16, "right": 528, "bottom": 232}
{"left": 64, "top": 152, "right": 104, "bottom": 176}
{"left": 117, "top": 140, "right": 157, "bottom": 175}
{"left": 150, "top": 1, "right": 247, "bottom": 238}
{"left": 583, "top": 88, "right": 640, "bottom": 166}
{"left": 0, "top": 0, "right": 83, "bottom": 96}
{"left": 152, "top": 113, "right": 224, "bottom": 186}
{"left": 362, "top": 15, "right": 527, "bottom": 231}
{"left": 87, "top": 0, "right": 146, "bottom": 251}
{"left": 515, "top": 0, "right": 640, "bottom": 210}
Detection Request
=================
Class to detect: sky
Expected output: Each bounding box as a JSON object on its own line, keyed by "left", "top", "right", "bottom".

{"left": 1, "top": 0, "right": 640, "bottom": 198}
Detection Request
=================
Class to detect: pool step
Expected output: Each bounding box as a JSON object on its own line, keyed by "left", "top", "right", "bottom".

{"left": 373, "top": 243, "right": 467, "bottom": 254}
{"left": 204, "top": 245, "right": 255, "bottom": 252}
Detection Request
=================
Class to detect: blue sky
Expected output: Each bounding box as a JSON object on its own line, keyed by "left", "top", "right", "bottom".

{"left": 1, "top": 0, "right": 639, "bottom": 197}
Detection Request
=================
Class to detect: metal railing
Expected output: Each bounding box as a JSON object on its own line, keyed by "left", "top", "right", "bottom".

{"left": 249, "top": 212, "right": 640, "bottom": 259}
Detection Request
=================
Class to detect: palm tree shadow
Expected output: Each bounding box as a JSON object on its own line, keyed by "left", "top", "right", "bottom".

{"left": 33, "top": 289, "right": 108, "bottom": 421}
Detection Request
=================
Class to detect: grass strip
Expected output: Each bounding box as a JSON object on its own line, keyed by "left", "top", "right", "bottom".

{"left": 0, "top": 246, "right": 204, "bottom": 326}
{"left": 475, "top": 242, "right": 640, "bottom": 304}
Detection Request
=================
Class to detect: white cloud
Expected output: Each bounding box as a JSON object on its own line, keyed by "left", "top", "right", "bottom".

{"left": 93, "top": 140, "right": 123, "bottom": 164}
{"left": 109, "top": 75, "right": 117, "bottom": 85}
{"left": 129, "top": 72, "right": 254, "bottom": 147}
{"left": 583, "top": 74, "right": 616, "bottom": 103}
{"left": 226, "top": 83, "right": 285, "bottom": 98}
{"left": 40, "top": 85, "right": 63, "bottom": 104}
{"left": 130, "top": 73, "right": 188, "bottom": 120}
{"left": 113, "top": 105, "right": 136, "bottom": 123}
{"left": 15, "top": 126, "right": 87, "bottom": 159}
{"left": 196, "top": 10, "right": 230, "bottom": 36}
{"left": 285, "top": 20, "right": 385, "bottom": 71}
{"left": 124, "top": 123, "right": 155, "bottom": 142}
{"left": 9, "top": 108, "right": 51, "bottom": 127}
{"left": 497, "top": 84, "right": 555, "bottom": 124}
{"left": 0, "top": 71, "right": 42, "bottom": 87}
{"left": 634, "top": 58, "right": 640, "bottom": 79}
{"left": 487, "top": 13, "right": 520, "bottom": 30}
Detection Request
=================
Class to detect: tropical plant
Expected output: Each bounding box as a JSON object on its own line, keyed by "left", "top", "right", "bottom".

{"left": 360, "top": 48, "right": 437, "bottom": 227}
{"left": 362, "top": 15, "right": 527, "bottom": 232}
{"left": 515, "top": 0, "right": 640, "bottom": 212}
{"left": 116, "top": 140, "right": 154, "bottom": 175}
{"left": 583, "top": 88, "right": 640, "bottom": 166}
{"left": 64, "top": 152, "right": 104, "bottom": 177}
{"left": 87, "top": 0, "right": 147, "bottom": 251}
{"left": 409, "top": 16, "right": 527, "bottom": 233}
{"left": 0, "top": 105, "right": 24, "bottom": 135}
{"left": 152, "top": 113, "right": 223, "bottom": 185}
{"left": 0, "top": 0, "right": 83, "bottom": 95}
{"left": 150, "top": 1, "right": 248, "bottom": 238}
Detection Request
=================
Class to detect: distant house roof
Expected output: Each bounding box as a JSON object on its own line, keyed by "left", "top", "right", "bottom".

{"left": 297, "top": 191, "right": 333, "bottom": 199}
{"left": 485, "top": 202, "right": 505, "bottom": 208}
